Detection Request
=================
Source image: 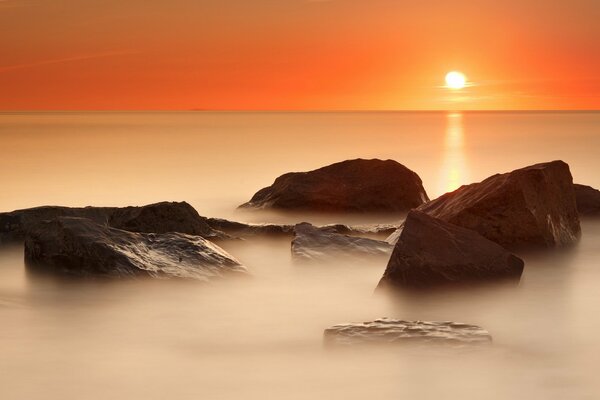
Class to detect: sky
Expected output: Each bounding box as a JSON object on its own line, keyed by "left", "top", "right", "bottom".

{"left": 1, "top": 0, "right": 599, "bottom": 110}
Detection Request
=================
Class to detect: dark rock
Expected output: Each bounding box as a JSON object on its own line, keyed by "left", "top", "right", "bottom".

{"left": 0, "top": 202, "right": 222, "bottom": 243}
{"left": 206, "top": 218, "right": 294, "bottom": 237}
{"left": 292, "top": 222, "right": 393, "bottom": 262}
{"left": 378, "top": 211, "right": 524, "bottom": 289}
{"left": 24, "top": 217, "right": 247, "bottom": 280}
{"left": 574, "top": 184, "right": 600, "bottom": 216}
{"left": 324, "top": 318, "right": 492, "bottom": 346}
{"left": 239, "top": 159, "right": 429, "bottom": 213}
{"left": 411, "top": 161, "right": 580, "bottom": 249}
{"left": 108, "top": 202, "right": 219, "bottom": 237}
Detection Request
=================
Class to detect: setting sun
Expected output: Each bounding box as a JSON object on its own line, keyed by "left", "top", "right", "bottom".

{"left": 445, "top": 71, "right": 467, "bottom": 89}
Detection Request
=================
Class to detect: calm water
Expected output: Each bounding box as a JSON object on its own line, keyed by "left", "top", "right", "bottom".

{"left": 1, "top": 111, "right": 600, "bottom": 399}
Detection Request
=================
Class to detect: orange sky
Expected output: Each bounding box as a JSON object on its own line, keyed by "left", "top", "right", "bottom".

{"left": 1, "top": 0, "right": 599, "bottom": 110}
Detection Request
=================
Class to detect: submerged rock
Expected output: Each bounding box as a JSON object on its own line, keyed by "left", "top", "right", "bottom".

{"left": 402, "top": 161, "right": 580, "bottom": 249}
{"left": 0, "top": 202, "right": 222, "bottom": 242}
{"left": 206, "top": 218, "right": 294, "bottom": 237}
{"left": 378, "top": 211, "right": 524, "bottom": 289}
{"left": 207, "top": 217, "right": 397, "bottom": 239}
{"left": 574, "top": 184, "right": 600, "bottom": 216}
{"left": 239, "top": 158, "right": 429, "bottom": 212}
{"left": 324, "top": 318, "right": 492, "bottom": 346}
{"left": 291, "top": 222, "right": 393, "bottom": 262}
{"left": 24, "top": 217, "right": 247, "bottom": 280}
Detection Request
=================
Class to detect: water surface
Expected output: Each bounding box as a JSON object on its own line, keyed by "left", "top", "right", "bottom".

{"left": 1, "top": 111, "right": 599, "bottom": 399}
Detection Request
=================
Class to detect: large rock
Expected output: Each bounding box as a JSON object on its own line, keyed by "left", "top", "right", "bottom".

{"left": 378, "top": 211, "right": 524, "bottom": 289}
{"left": 0, "top": 202, "right": 222, "bottom": 242}
{"left": 239, "top": 159, "right": 429, "bottom": 212}
{"left": 324, "top": 318, "right": 492, "bottom": 346}
{"left": 292, "top": 222, "right": 393, "bottom": 262}
{"left": 574, "top": 184, "right": 600, "bottom": 216}
{"left": 409, "top": 161, "right": 580, "bottom": 249}
{"left": 24, "top": 217, "right": 247, "bottom": 280}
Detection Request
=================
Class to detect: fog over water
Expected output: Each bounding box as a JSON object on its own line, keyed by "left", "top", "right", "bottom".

{"left": 1, "top": 111, "right": 599, "bottom": 399}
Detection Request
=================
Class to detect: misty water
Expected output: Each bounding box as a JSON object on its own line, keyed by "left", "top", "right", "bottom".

{"left": 1, "top": 111, "right": 600, "bottom": 399}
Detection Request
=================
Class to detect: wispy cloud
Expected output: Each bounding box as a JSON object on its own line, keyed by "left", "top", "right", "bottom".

{"left": 0, "top": 50, "right": 140, "bottom": 74}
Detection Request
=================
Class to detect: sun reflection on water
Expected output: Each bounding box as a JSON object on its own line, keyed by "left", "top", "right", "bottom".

{"left": 438, "top": 112, "right": 469, "bottom": 195}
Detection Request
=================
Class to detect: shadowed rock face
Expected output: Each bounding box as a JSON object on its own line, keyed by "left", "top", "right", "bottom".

{"left": 324, "top": 318, "right": 492, "bottom": 346}
{"left": 0, "top": 202, "right": 221, "bottom": 242}
{"left": 413, "top": 161, "right": 580, "bottom": 249}
{"left": 239, "top": 159, "right": 429, "bottom": 213}
{"left": 108, "top": 202, "right": 218, "bottom": 237}
{"left": 291, "top": 222, "right": 393, "bottom": 262}
{"left": 24, "top": 217, "right": 247, "bottom": 280}
{"left": 378, "top": 211, "right": 524, "bottom": 289}
{"left": 574, "top": 184, "right": 600, "bottom": 216}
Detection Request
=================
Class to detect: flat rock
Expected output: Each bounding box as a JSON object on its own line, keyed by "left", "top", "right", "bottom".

{"left": 398, "top": 161, "right": 580, "bottom": 249}
{"left": 378, "top": 211, "right": 524, "bottom": 289}
{"left": 24, "top": 217, "right": 247, "bottom": 280}
{"left": 239, "top": 158, "right": 429, "bottom": 213}
{"left": 292, "top": 222, "right": 393, "bottom": 262}
{"left": 324, "top": 318, "right": 492, "bottom": 346}
{"left": 1, "top": 202, "right": 222, "bottom": 242}
{"left": 574, "top": 184, "right": 600, "bottom": 216}
{"left": 206, "top": 218, "right": 294, "bottom": 237}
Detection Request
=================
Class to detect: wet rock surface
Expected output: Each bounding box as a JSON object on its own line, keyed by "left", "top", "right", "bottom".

{"left": 24, "top": 217, "right": 247, "bottom": 280}
{"left": 1, "top": 202, "right": 222, "bottom": 242}
{"left": 379, "top": 211, "right": 524, "bottom": 289}
{"left": 574, "top": 184, "right": 600, "bottom": 216}
{"left": 291, "top": 222, "right": 393, "bottom": 262}
{"left": 206, "top": 218, "right": 294, "bottom": 237}
{"left": 239, "top": 158, "right": 429, "bottom": 212}
{"left": 411, "top": 161, "right": 581, "bottom": 249}
{"left": 324, "top": 318, "right": 492, "bottom": 346}
{"left": 206, "top": 217, "right": 398, "bottom": 239}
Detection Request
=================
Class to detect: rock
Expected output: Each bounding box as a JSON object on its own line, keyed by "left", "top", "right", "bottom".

{"left": 108, "top": 202, "right": 220, "bottom": 237}
{"left": 239, "top": 159, "right": 429, "bottom": 212}
{"left": 24, "top": 217, "right": 247, "bottom": 280}
{"left": 205, "top": 217, "right": 398, "bottom": 239}
{"left": 410, "top": 161, "right": 580, "bottom": 249}
{"left": 324, "top": 318, "right": 492, "bottom": 346}
{"left": 574, "top": 184, "right": 600, "bottom": 216}
{"left": 206, "top": 218, "right": 294, "bottom": 237}
{"left": 0, "top": 202, "right": 222, "bottom": 242}
{"left": 291, "top": 222, "right": 393, "bottom": 262}
{"left": 378, "top": 211, "right": 524, "bottom": 289}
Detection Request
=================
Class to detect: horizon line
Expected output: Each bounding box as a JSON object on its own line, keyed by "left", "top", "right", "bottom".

{"left": 1, "top": 109, "right": 599, "bottom": 113}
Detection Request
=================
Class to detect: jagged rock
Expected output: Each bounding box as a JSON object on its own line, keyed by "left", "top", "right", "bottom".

{"left": 324, "top": 318, "right": 492, "bottom": 346}
{"left": 378, "top": 211, "right": 524, "bottom": 289}
{"left": 393, "top": 161, "right": 580, "bottom": 249}
{"left": 0, "top": 202, "right": 222, "bottom": 242}
{"left": 574, "top": 184, "right": 600, "bottom": 216}
{"left": 291, "top": 222, "right": 393, "bottom": 262}
{"left": 24, "top": 217, "right": 247, "bottom": 280}
{"left": 239, "top": 159, "right": 429, "bottom": 212}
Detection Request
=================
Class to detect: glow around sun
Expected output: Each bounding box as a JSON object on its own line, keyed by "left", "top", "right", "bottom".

{"left": 445, "top": 71, "right": 467, "bottom": 89}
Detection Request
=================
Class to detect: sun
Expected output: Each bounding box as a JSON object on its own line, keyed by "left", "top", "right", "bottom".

{"left": 445, "top": 71, "right": 467, "bottom": 89}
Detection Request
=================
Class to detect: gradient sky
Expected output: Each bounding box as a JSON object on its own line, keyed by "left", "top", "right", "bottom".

{"left": 1, "top": 0, "right": 599, "bottom": 110}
